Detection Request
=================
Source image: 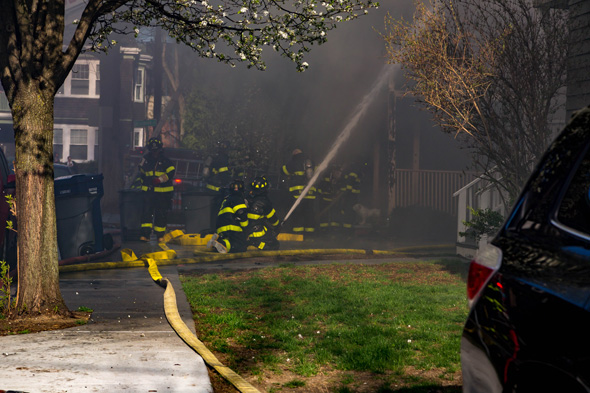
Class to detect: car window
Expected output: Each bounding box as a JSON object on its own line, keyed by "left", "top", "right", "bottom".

{"left": 557, "top": 146, "right": 590, "bottom": 236}
{"left": 54, "top": 165, "right": 72, "bottom": 179}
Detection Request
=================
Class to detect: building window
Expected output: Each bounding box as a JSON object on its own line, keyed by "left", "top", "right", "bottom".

{"left": 95, "top": 64, "right": 100, "bottom": 96}
{"left": 70, "top": 129, "right": 88, "bottom": 160}
{"left": 134, "top": 67, "right": 145, "bottom": 102}
{"left": 133, "top": 128, "right": 144, "bottom": 148}
{"left": 53, "top": 128, "right": 63, "bottom": 162}
{"left": 94, "top": 129, "right": 99, "bottom": 162}
{"left": 71, "top": 64, "right": 89, "bottom": 95}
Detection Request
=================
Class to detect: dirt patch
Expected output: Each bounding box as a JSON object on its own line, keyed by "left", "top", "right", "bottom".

{"left": 207, "top": 366, "right": 462, "bottom": 392}
{"left": 0, "top": 311, "right": 91, "bottom": 336}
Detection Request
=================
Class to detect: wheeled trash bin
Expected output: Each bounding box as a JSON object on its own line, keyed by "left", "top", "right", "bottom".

{"left": 55, "top": 174, "right": 105, "bottom": 259}
{"left": 119, "top": 188, "right": 144, "bottom": 241}
{"left": 182, "top": 190, "right": 216, "bottom": 235}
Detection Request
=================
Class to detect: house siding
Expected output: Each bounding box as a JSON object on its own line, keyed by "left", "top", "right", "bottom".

{"left": 567, "top": 0, "right": 590, "bottom": 116}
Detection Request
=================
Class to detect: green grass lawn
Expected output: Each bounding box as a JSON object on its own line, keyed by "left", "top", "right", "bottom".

{"left": 181, "top": 259, "right": 469, "bottom": 392}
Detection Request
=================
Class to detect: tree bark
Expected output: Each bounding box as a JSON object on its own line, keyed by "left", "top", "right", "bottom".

{"left": 12, "top": 82, "right": 67, "bottom": 315}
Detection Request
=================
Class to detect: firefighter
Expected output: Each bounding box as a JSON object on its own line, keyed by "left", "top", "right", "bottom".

{"left": 138, "top": 137, "right": 176, "bottom": 242}
{"left": 246, "top": 176, "right": 280, "bottom": 250}
{"left": 317, "top": 164, "right": 344, "bottom": 234}
{"left": 281, "top": 149, "right": 316, "bottom": 235}
{"left": 207, "top": 179, "right": 249, "bottom": 253}
{"left": 203, "top": 140, "right": 232, "bottom": 230}
{"left": 317, "top": 168, "right": 333, "bottom": 233}
{"left": 341, "top": 163, "right": 362, "bottom": 233}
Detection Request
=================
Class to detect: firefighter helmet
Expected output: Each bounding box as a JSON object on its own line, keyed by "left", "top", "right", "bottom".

{"left": 229, "top": 179, "right": 244, "bottom": 194}
{"left": 250, "top": 176, "right": 269, "bottom": 195}
{"left": 147, "top": 137, "right": 163, "bottom": 152}
{"left": 292, "top": 148, "right": 302, "bottom": 156}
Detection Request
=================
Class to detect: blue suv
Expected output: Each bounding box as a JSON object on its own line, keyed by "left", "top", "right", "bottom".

{"left": 461, "top": 107, "right": 590, "bottom": 392}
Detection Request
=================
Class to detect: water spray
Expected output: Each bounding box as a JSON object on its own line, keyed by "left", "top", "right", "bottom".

{"left": 281, "top": 64, "right": 396, "bottom": 225}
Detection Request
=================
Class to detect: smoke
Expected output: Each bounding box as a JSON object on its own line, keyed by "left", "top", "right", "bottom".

{"left": 282, "top": 64, "right": 397, "bottom": 224}
{"left": 184, "top": 1, "right": 414, "bottom": 160}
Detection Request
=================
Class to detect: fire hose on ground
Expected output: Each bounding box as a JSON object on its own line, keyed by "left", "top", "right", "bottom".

{"left": 55, "top": 230, "right": 454, "bottom": 393}
{"left": 146, "top": 256, "right": 263, "bottom": 393}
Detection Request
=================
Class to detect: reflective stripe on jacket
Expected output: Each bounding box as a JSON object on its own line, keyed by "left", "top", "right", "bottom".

{"left": 138, "top": 153, "right": 175, "bottom": 193}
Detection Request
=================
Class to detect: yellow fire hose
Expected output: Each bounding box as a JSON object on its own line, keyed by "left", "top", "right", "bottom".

{"left": 144, "top": 256, "right": 262, "bottom": 393}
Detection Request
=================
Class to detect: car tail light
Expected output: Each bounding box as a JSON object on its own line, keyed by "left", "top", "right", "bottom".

{"left": 467, "top": 244, "right": 502, "bottom": 308}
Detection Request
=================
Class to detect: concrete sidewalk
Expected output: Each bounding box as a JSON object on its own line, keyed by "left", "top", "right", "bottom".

{"left": 0, "top": 266, "right": 212, "bottom": 393}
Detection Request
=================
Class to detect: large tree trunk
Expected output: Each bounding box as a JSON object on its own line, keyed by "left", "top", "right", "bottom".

{"left": 11, "top": 83, "right": 68, "bottom": 316}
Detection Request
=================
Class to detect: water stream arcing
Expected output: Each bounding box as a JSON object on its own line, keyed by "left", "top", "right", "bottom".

{"left": 282, "top": 64, "right": 396, "bottom": 224}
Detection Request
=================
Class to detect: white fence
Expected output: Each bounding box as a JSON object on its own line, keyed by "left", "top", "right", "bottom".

{"left": 393, "top": 169, "right": 479, "bottom": 215}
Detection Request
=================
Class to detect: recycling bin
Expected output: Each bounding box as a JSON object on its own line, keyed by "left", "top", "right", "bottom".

{"left": 55, "top": 174, "right": 104, "bottom": 259}
{"left": 119, "top": 188, "right": 144, "bottom": 241}
{"left": 182, "top": 190, "right": 216, "bottom": 235}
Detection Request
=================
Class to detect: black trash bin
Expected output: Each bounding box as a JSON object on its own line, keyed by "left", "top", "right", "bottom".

{"left": 54, "top": 174, "right": 104, "bottom": 260}
{"left": 119, "top": 189, "right": 144, "bottom": 241}
{"left": 182, "top": 190, "right": 216, "bottom": 235}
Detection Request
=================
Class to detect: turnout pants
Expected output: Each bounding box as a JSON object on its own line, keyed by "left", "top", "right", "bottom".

{"left": 140, "top": 191, "right": 172, "bottom": 238}
{"left": 218, "top": 230, "right": 247, "bottom": 253}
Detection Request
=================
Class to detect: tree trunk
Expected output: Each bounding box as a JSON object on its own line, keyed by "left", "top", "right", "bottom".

{"left": 12, "top": 83, "right": 68, "bottom": 316}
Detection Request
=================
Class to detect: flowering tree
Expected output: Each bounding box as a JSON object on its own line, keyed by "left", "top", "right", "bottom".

{"left": 384, "top": 0, "right": 568, "bottom": 207}
{"left": 0, "top": 0, "right": 378, "bottom": 318}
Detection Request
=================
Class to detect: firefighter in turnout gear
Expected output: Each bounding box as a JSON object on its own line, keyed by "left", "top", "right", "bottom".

{"left": 246, "top": 176, "right": 280, "bottom": 250}
{"left": 341, "top": 164, "right": 361, "bottom": 233}
{"left": 317, "top": 164, "right": 344, "bottom": 233}
{"left": 207, "top": 179, "right": 249, "bottom": 253}
{"left": 203, "top": 141, "right": 231, "bottom": 193}
{"left": 138, "top": 137, "right": 176, "bottom": 242}
{"left": 203, "top": 140, "right": 232, "bottom": 230}
{"left": 282, "top": 149, "right": 316, "bottom": 235}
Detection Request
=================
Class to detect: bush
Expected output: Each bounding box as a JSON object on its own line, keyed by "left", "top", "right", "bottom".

{"left": 459, "top": 207, "right": 504, "bottom": 243}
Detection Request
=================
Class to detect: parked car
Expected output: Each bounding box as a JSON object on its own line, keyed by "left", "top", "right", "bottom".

{"left": 0, "top": 151, "right": 16, "bottom": 271}
{"left": 54, "top": 163, "right": 73, "bottom": 178}
{"left": 461, "top": 107, "right": 590, "bottom": 392}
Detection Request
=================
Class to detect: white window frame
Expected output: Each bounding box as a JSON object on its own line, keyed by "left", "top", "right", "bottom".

{"left": 95, "top": 64, "right": 100, "bottom": 96}
{"left": 134, "top": 67, "right": 145, "bottom": 103}
{"left": 57, "top": 59, "right": 100, "bottom": 98}
{"left": 70, "top": 128, "right": 88, "bottom": 161}
{"left": 133, "top": 127, "right": 145, "bottom": 148}
{"left": 53, "top": 128, "right": 64, "bottom": 162}
{"left": 71, "top": 63, "right": 90, "bottom": 95}
{"left": 53, "top": 124, "right": 99, "bottom": 162}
